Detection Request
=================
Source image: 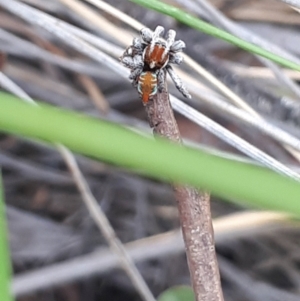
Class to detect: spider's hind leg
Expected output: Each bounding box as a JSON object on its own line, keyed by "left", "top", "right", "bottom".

{"left": 129, "top": 69, "right": 141, "bottom": 94}
{"left": 157, "top": 69, "right": 165, "bottom": 93}
{"left": 129, "top": 65, "right": 144, "bottom": 82}
{"left": 166, "top": 65, "right": 191, "bottom": 99}
{"left": 120, "top": 55, "right": 134, "bottom": 68}
{"left": 127, "top": 54, "right": 144, "bottom": 81}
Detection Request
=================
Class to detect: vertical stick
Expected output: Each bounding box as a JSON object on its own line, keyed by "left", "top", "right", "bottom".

{"left": 145, "top": 72, "right": 224, "bottom": 301}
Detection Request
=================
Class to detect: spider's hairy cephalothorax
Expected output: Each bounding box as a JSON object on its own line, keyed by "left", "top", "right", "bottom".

{"left": 120, "top": 25, "right": 191, "bottom": 104}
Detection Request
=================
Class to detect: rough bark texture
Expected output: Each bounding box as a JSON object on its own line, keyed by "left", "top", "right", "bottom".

{"left": 145, "top": 74, "right": 224, "bottom": 301}
{"left": 173, "top": 186, "right": 223, "bottom": 301}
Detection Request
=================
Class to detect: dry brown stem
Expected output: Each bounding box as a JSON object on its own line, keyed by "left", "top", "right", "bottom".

{"left": 0, "top": 52, "right": 6, "bottom": 70}
{"left": 145, "top": 72, "right": 224, "bottom": 301}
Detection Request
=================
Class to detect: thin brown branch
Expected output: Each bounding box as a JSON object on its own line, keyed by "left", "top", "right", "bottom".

{"left": 78, "top": 74, "right": 109, "bottom": 114}
{"left": 145, "top": 72, "right": 224, "bottom": 301}
{"left": 0, "top": 52, "right": 6, "bottom": 70}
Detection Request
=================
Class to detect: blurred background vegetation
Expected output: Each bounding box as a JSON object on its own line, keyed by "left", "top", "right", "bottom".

{"left": 1, "top": 0, "right": 300, "bottom": 301}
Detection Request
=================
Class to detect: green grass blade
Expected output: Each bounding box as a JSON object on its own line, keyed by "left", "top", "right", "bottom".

{"left": 158, "top": 286, "right": 194, "bottom": 301}
{"left": 0, "top": 92, "right": 300, "bottom": 215}
{"left": 128, "top": 0, "right": 300, "bottom": 71}
{"left": 0, "top": 171, "right": 14, "bottom": 301}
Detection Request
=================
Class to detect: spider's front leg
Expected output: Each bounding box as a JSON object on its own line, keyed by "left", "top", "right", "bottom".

{"left": 149, "top": 26, "right": 165, "bottom": 52}
{"left": 168, "top": 40, "right": 185, "bottom": 65}
{"left": 169, "top": 53, "right": 184, "bottom": 66}
{"left": 140, "top": 27, "right": 153, "bottom": 43}
{"left": 152, "top": 26, "right": 165, "bottom": 41}
{"left": 132, "top": 37, "right": 146, "bottom": 55}
{"left": 166, "top": 65, "right": 191, "bottom": 99}
{"left": 121, "top": 37, "right": 145, "bottom": 59}
{"left": 170, "top": 40, "right": 186, "bottom": 53}
{"left": 163, "top": 29, "right": 176, "bottom": 58}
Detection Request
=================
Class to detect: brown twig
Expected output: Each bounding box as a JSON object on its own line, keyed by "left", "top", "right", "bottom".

{"left": 0, "top": 52, "right": 6, "bottom": 70}
{"left": 145, "top": 71, "right": 224, "bottom": 301}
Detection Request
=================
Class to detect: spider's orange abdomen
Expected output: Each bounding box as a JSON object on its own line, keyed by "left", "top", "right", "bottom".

{"left": 144, "top": 44, "right": 169, "bottom": 70}
{"left": 138, "top": 71, "right": 158, "bottom": 103}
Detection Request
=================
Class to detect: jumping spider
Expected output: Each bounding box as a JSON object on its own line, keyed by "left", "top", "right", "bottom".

{"left": 120, "top": 26, "right": 191, "bottom": 104}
